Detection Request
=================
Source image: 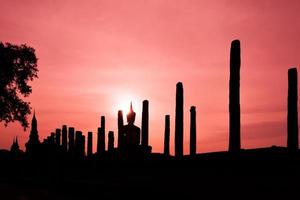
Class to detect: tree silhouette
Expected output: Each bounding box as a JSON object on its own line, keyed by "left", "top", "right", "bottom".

{"left": 0, "top": 42, "right": 38, "bottom": 129}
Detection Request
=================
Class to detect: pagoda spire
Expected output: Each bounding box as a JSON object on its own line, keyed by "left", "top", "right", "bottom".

{"left": 25, "top": 110, "right": 40, "bottom": 154}
{"left": 10, "top": 136, "right": 20, "bottom": 153}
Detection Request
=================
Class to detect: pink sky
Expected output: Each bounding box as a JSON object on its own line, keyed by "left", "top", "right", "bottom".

{"left": 1, "top": 0, "right": 300, "bottom": 154}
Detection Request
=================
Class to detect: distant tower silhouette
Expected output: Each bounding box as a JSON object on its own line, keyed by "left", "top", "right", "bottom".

{"left": 62, "top": 125, "right": 68, "bottom": 152}
{"left": 108, "top": 131, "right": 114, "bottom": 152}
{"left": 287, "top": 68, "right": 298, "bottom": 151}
{"left": 190, "top": 106, "right": 196, "bottom": 156}
{"left": 164, "top": 115, "right": 170, "bottom": 156}
{"left": 141, "top": 100, "right": 149, "bottom": 147}
{"left": 118, "top": 110, "right": 124, "bottom": 149}
{"left": 25, "top": 111, "right": 40, "bottom": 153}
{"left": 229, "top": 40, "right": 241, "bottom": 152}
{"left": 68, "top": 127, "right": 75, "bottom": 153}
{"left": 10, "top": 137, "right": 21, "bottom": 154}
{"left": 175, "top": 82, "right": 184, "bottom": 157}
{"left": 87, "top": 131, "right": 93, "bottom": 156}
{"left": 55, "top": 128, "right": 61, "bottom": 147}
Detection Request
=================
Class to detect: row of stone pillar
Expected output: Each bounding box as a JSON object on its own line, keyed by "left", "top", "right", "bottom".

{"left": 165, "top": 39, "right": 299, "bottom": 157}
{"left": 44, "top": 100, "right": 151, "bottom": 157}
{"left": 96, "top": 116, "right": 115, "bottom": 155}
{"left": 44, "top": 122, "right": 115, "bottom": 157}
{"left": 163, "top": 82, "right": 197, "bottom": 157}
{"left": 43, "top": 40, "right": 298, "bottom": 157}
{"left": 228, "top": 40, "right": 298, "bottom": 152}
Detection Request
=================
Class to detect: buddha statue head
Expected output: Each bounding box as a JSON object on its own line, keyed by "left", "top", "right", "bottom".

{"left": 127, "top": 102, "right": 136, "bottom": 125}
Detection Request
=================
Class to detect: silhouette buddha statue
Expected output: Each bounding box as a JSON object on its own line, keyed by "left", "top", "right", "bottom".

{"left": 122, "top": 103, "right": 141, "bottom": 149}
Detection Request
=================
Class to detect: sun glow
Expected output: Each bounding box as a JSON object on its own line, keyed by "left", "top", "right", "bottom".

{"left": 112, "top": 93, "right": 142, "bottom": 116}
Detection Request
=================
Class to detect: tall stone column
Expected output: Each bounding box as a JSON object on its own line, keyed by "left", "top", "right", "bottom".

{"left": 55, "top": 128, "right": 61, "bottom": 147}
{"left": 87, "top": 131, "right": 93, "bottom": 156}
{"left": 81, "top": 135, "right": 85, "bottom": 157}
{"left": 68, "top": 127, "right": 75, "bottom": 153}
{"left": 97, "top": 127, "right": 101, "bottom": 154}
{"left": 101, "top": 116, "right": 105, "bottom": 134}
{"left": 190, "top": 106, "right": 196, "bottom": 155}
{"left": 141, "top": 100, "right": 149, "bottom": 147}
{"left": 50, "top": 132, "right": 55, "bottom": 145}
{"left": 97, "top": 128, "right": 105, "bottom": 154}
{"left": 288, "top": 68, "right": 298, "bottom": 151}
{"left": 108, "top": 131, "right": 114, "bottom": 152}
{"left": 118, "top": 110, "right": 124, "bottom": 149}
{"left": 100, "top": 116, "right": 106, "bottom": 153}
{"left": 75, "top": 131, "right": 82, "bottom": 157}
{"left": 164, "top": 115, "right": 170, "bottom": 156}
{"left": 62, "top": 125, "right": 68, "bottom": 152}
{"left": 229, "top": 40, "right": 241, "bottom": 152}
{"left": 175, "top": 82, "right": 184, "bottom": 157}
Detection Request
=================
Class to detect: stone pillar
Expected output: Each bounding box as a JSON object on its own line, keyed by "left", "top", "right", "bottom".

{"left": 118, "top": 110, "right": 124, "bottom": 149}
{"left": 100, "top": 116, "right": 106, "bottom": 153}
{"left": 175, "top": 82, "right": 184, "bottom": 157}
{"left": 62, "top": 125, "right": 68, "bottom": 152}
{"left": 97, "top": 127, "right": 105, "bottom": 154}
{"left": 75, "top": 131, "right": 82, "bottom": 157}
{"left": 190, "top": 106, "right": 196, "bottom": 155}
{"left": 55, "top": 128, "right": 61, "bottom": 146}
{"left": 45, "top": 137, "right": 49, "bottom": 144}
{"left": 97, "top": 127, "right": 101, "bottom": 154}
{"left": 50, "top": 132, "right": 55, "bottom": 145}
{"left": 229, "top": 40, "right": 241, "bottom": 152}
{"left": 68, "top": 127, "right": 75, "bottom": 153}
{"left": 288, "top": 68, "right": 298, "bottom": 150}
{"left": 108, "top": 131, "right": 114, "bottom": 152}
{"left": 141, "top": 100, "right": 149, "bottom": 147}
{"left": 164, "top": 115, "right": 170, "bottom": 156}
{"left": 101, "top": 116, "right": 105, "bottom": 134}
{"left": 81, "top": 135, "right": 85, "bottom": 157}
{"left": 87, "top": 131, "right": 93, "bottom": 156}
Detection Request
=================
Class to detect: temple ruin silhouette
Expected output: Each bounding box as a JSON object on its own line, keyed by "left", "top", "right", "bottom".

{"left": 25, "top": 111, "right": 40, "bottom": 155}
{"left": 2, "top": 39, "right": 300, "bottom": 200}
{"left": 10, "top": 137, "right": 20, "bottom": 154}
{"left": 11, "top": 39, "right": 297, "bottom": 159}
